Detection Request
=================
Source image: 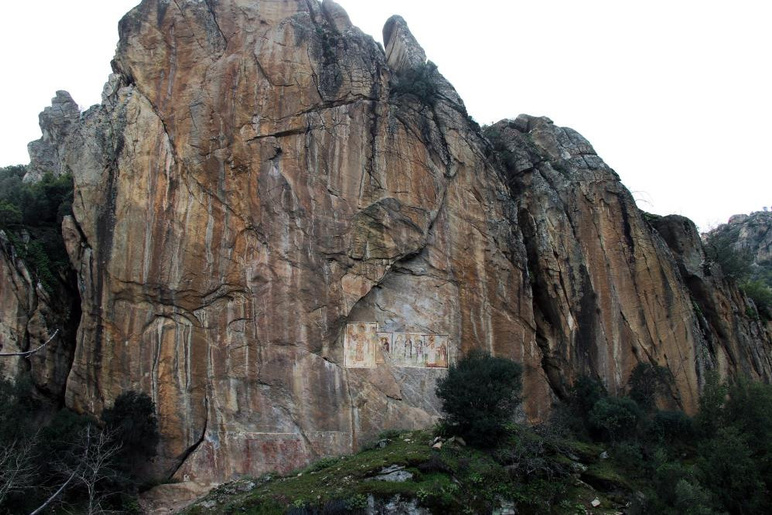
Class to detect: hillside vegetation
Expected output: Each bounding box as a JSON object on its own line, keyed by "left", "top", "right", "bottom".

{"left": 705, "top": 210, "right": 772, "bottom": 317}
{"left": 0, "top": 164, "right": 73, "bottom": 291}
{"left": 184, "top": 356, "right": 772, "bottom": 515}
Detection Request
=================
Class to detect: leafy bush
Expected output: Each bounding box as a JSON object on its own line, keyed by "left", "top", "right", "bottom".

{"left": 435, "top": 350, "right": 523, "bottom": 447}
{"left": 102, "top": 391, "right": 160, "bottom": 476}
{"left": 554, "top": 375, "right": 608, "bottom": 437}
{"left": 704, "top": 228, "right": 752, "bottom": 281}
{"left": 390, "top": 61, "right": 439, "bottom": 105}
{"left": 628, "top": 362, "right": 669, "bottom": 412}
{"left": 741, "top": 279, "right": 772, "bottom": 316}
{"left": 0, "top": 166, "right": 74, "bottom": 291}
{"left": 570, "top": 375, "right": 607, "bottom": 413}
{"left": 588, "top": 396, "right": 642, "bottom": 441}
{"left": 697, "top": 426, "right": 764, "bottom": 514}
{"left": 671, "top": 478, "right": 721, "bottom": 515}
{"left": 694, "top": 372, "right": 727, "bottom": 439}
{"left": 647, "top": 410, "right": 694, "bottom": 443}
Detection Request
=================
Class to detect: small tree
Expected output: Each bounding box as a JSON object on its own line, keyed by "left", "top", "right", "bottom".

{"left": 694, "top": 372, "right": 727, "bottom": 439}
{"left": 628, "top": 362, "right": 669, "bottom": 412}
{"left": 101, "top": 391, "right": 159, "bottom": 477}
{"left": 54, "top": 425, "right": 122, "bottom": 515}
{"left": 588, "top": 396, "right": 642, "bottom": 441}
{"left": 435, "top": 350, "right": 523, "bottom": 447}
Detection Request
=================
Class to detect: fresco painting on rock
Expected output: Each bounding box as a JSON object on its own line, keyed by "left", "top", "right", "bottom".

{"left": 346, "top": 324, "right": 449, "bottom": 369}
{"left": 344, "top": 323, "right": 377, "bottom": 368}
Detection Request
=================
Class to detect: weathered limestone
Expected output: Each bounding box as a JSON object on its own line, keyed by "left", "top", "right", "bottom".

{"left": 489, "top": 117, "right": 705, "bottom": 412}
{"left": 25, "top": 90, "right": 80, "bottom": 182}
{"left": 2, "top": 0, "right": 768, "bottom": 487}
{"left": 59, "top": 0, "right": 541, "bottom": 482}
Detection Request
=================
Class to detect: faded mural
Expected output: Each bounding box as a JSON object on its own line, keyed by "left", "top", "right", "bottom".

{"left": 345, "top": 323, "right": 378, "bottom": 368}
{"left": 345, "top": 324, "right": 449, "bottom": 369}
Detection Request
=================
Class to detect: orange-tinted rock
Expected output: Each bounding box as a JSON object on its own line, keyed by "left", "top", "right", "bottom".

{"left": 20, "top": 0, "right": 767, "bottom": 486}
{"left": 60, "top": 0, "right": 540, "bottom": 482}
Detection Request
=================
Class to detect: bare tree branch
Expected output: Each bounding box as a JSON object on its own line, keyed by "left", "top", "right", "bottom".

{"left": 0, "top": 329, "right": 59, "bottom": 358}
{"left": 0, "top": 438, "right": 37, "bottom": 506}
{"left": 32, "top": 425, "right": 123, "bottom": 515}
{"left": 28, "top": 468, "right": 77, "bottom": 515}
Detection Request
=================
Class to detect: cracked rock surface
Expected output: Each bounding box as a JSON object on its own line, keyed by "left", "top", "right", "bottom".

{"left": 59, "top": 0, "right": 538, "bottom": 482}
{"left": 17, "top": 0, "right": 769, "bottom": 485}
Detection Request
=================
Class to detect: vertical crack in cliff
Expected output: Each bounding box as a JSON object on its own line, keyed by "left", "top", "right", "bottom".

{"left": 128, "top": 85, "right": 250, "bottom": 229}
{"left": 203, "top": 0, "right": 228, "bottom": 48}
{"left": 166, "top": 395, "right": 209, "bottom": 480}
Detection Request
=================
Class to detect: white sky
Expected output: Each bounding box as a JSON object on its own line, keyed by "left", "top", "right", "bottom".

{"left": 1, "top": 1, "right": 770, "bottom": 231}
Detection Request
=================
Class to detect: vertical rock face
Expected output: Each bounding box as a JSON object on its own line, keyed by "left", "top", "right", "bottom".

{"left": 652, "top": 215, "right": 772, "bottom": 381}
{"left": 61, "top": 0, "right": 541, "bottom": 482}
{"left": 487, "top": 117, "right": 707, "bottom": 411}
{"left": 0, "top": 231, "right": 77, "bottom": 399}
{"left": 7, "top": 0, "right": 766, "bottom": 485}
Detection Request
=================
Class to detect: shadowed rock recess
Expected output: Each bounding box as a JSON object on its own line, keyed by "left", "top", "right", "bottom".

{"left": 3, "top": 0, "right": 771, "bottom": 484}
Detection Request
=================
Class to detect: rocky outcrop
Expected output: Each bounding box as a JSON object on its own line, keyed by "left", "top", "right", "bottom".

{"left": 487, "top": 117, "right": 708, "bottom": 411}
{"left": 0, "top": 230, "right": 78, "bottom": 400}
{"left": 653, "top": 214, "right": 772, "bottom": 380}
{"left": 25, "top": 91, "right": 80, "bottom": 182}
{"left": 712, "top": 211, "right": 772, "bottom": 265}
{"left": 5, "top": 0, "right": 771, "bottom": 486}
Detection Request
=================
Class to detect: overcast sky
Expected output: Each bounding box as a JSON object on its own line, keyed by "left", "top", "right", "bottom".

{"left": 1, "top": 1, "right": 769, "bottom": 231}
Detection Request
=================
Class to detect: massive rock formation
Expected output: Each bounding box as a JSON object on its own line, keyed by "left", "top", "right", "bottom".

{"left": 59, "top": 0, "right": 542, "bottom": 481}
{"left": 3, "top": 0, "right": 771, "bottom": 485}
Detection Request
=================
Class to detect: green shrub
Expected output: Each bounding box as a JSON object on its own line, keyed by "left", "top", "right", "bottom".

{"left": 390, "top": 61, "right": 439, "bottom": 105}
{"left": 588, "top": 396, "right": 642, "bottom": 441}
{"left": 723, "top": 376, "right": 772, "bottom": 472}
{"left": 704, "top": 229, "right": 751, "bottom": 281}
{"left": 647, "top": 410, "right": 694, "bottom": 443}
{"left": 671, "top": 478, "right": 721, "bottom": 515}
{"left": 697, "top": 426, "right": 764, "bottom": 514}
{"left": 628, "top": 362, "right": 669, "bottom": 412}
{"left": 612, "top": 441, "right": 645, "bottom": 472}
{"left": 0, "top": 166, "right": 74, "bottom": 291}
{"left": 741, "top": 279, "right": 772, "bottom": 316}
{"left": 694, "top": 372, "right": 727, "bottom": 439}
{"left": 569, "top": 375, "right": 607, "bottom": 413}
{"left": 102, "top": 391, "right": 160, "bottom": 476}
{"left": 435, "top": 350, "right": 523, "bottom": 447}
{"left": 556, "top": 375, "right": 608, "bottom": 437}
{"left": 0, "top": 200, "right": 22, "bottom": 227}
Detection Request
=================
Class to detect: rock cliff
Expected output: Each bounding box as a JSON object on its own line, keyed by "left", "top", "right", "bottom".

{"left": 710, "top": 211, "right": 772, "bottom": 267}
{"left": 3, "top": 0, "right": 771, "bottom": 485}
{"left": 0, "top": 230, "right": 78, "bottom": 399}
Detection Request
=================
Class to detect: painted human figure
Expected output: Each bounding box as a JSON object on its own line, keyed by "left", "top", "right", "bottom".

{"left": 380, "top": 336, "right": 390, "bottom": 353}
{"left": 394, "top": 334, "right": 405, "bottom": 363}
{"left": 438, "top": 343, "right": 448, "bottom": 367}
{"left": 416, "top": 336, "right": 425, "bottom": 364}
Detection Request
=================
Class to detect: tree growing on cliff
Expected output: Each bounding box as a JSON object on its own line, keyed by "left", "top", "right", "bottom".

{"left": 435, "top": 350, "right": 523, "bottom": 447}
